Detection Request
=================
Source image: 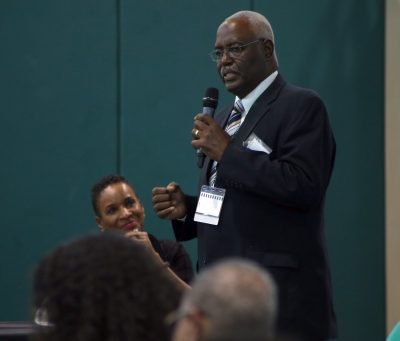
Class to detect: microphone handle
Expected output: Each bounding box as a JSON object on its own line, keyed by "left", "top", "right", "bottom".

{"left": 197, "top": 149, "right": 205, "bottom": 168}
{"left": 197, "top": 106, "right": 215, "bottom": 168}
{"left": 202, "top": 107, "right": 214, "bottom": 115}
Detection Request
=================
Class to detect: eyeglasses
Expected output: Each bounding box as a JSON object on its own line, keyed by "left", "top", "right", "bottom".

{"left": 209, "top": 39, "right": 263, "bottom": 62}
{"left": 164, "top": 306, "right": 207, "bottom": 329}
{"left": 34, "top": 307, "right": 54, "bottom": 327}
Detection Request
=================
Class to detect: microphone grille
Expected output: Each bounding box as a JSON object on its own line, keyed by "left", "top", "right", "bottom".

{"left": 203, "top": 87, "right": 219, "bottom": 108}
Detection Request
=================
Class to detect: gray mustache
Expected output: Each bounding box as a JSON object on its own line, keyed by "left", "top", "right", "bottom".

{"left": 220, "top": 68, "right": 238, "bottom": 77}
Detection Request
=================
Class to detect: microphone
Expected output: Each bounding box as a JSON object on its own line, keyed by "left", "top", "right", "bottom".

{"left": 197, "top": 87, "right": 219, "bottom": 168}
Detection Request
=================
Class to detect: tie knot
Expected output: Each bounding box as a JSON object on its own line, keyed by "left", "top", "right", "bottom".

{"left": 234, "top": 99, "right": 244, "bottom": 114}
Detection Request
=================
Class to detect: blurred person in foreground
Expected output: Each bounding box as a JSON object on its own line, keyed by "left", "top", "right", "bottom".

{"left": 92, "top": 174, "right": 193, "bottom": 288}
{"left": 33, "top": 232, "right": 182, "bottom": 341}
{"left": 170, "top": 258, "right": 284, "bottom": 341}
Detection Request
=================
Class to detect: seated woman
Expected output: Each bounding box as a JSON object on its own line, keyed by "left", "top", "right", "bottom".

{"left": 33, "top": 232, "right": 182, "bottom": 341}
{"left": 91, "top": 174, "right": 194, "bottom": 286}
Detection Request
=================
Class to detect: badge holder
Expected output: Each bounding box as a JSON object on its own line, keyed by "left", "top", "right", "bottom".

{"left": 194, "top": 185, "right": 226, "bottom": 225}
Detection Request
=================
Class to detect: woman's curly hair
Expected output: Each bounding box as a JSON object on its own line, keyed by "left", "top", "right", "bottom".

{"left": 33, "top": 232, "right": 182, "bottom": 341}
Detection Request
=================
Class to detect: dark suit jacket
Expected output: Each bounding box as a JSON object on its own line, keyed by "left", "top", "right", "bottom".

{"left": 172, "top": 74, "right": 337, "bottom": 340}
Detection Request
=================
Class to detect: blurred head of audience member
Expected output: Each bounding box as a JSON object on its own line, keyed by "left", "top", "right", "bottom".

{"left": 171, "top": 258, "right": 278, "bottom": 341}
{"left": 33, "top": 232, "right": 182, "bottom": 341}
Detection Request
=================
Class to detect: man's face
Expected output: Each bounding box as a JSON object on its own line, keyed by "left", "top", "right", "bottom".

{"left": 215, "top": 18, "right": 269, "bottom": 98}
{"left": 172, "top": 307, "right": 210, "bottom": 341}
{"left": 172, "top": 316, "right": 197, "bottom": 341}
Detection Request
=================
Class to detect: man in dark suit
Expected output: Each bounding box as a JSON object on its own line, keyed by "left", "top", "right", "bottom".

{"left": 152, "top": 10, "right": 337, "bottom": 341}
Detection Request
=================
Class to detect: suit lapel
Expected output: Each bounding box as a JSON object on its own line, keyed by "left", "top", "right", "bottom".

{"left": 235, "top": 74, "right": 286, "bottom": 143}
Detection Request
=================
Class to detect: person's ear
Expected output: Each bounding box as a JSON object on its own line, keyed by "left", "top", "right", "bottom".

{"left": 262, "top": 39, "right": 274, "bottom": 59}
{"left": 95, "top": 216, "right": 104, "bottom": 231}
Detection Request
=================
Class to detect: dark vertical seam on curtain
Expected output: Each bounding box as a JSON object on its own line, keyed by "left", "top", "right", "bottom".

{"left": 116, "top": 0, "right": 123, "bottom": 173}
{"left": 250, "top": 0, "right": 255, "bottom": 10}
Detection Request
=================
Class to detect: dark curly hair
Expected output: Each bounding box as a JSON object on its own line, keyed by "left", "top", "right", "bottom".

{"left": 33, "top": 232, "right": 182, "bottom": 341}
{"left": 91, "top": 175, "right": 131, "bottom": 216}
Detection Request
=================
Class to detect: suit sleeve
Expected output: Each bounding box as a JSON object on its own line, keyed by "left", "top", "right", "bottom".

{"left": 217, "top": 90, "right": 336, "bottom": 209}
{"left": 172, "top": 195, "right": 198, "bottom": 241}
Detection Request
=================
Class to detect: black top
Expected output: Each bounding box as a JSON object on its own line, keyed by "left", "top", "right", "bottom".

{"left": 149, "top": 234, "right": 194, "bottom": 284}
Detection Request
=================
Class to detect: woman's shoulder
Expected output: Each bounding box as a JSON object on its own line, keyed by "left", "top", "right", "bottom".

{"left": 148, "top": 234, "right": 186, "bottom": 258}
{"left": 158, "top": 238, "right": 186, "bottom": 256}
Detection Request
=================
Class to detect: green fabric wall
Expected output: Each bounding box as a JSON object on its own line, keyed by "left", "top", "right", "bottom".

{"left": 0, "top": 1, "right": 384, "bottom": 340}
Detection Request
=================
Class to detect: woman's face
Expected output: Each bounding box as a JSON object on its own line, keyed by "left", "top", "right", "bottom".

{"left": 96, "top": 182, "right": 145, "bottom": 232}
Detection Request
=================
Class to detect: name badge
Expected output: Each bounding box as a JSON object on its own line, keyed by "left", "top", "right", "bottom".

{"left": 194, "top": 185, "right": 226, "bottom": 225}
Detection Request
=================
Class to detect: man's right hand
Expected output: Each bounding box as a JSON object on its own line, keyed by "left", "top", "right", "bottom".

{"left": 152, "top": 182, "right": 187, "bottom": 220}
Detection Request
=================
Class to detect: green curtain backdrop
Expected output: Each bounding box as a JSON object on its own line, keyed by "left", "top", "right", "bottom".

{"left": 0, "top": 1, "right": 384, "bottom": 340}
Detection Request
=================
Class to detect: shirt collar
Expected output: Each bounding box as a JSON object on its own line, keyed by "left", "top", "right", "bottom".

{"left": 236, "top": 70, "right": 278, "bottom": 116}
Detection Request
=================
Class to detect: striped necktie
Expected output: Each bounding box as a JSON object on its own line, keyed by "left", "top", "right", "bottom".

{"left": 209, "top": 99, "right": 245, "bottom": 187}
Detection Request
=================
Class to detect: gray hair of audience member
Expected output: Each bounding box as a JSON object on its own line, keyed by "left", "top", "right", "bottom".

{"left": 180, "top": 258, "right": 278, "bottom": 341}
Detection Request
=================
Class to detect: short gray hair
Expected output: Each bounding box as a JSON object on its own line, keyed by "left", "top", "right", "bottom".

{"left": 225, "top": 10, "right": 278, "bottom": 64}
{"left": 181, "top": 258, "right": 277, "bottom": 341}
